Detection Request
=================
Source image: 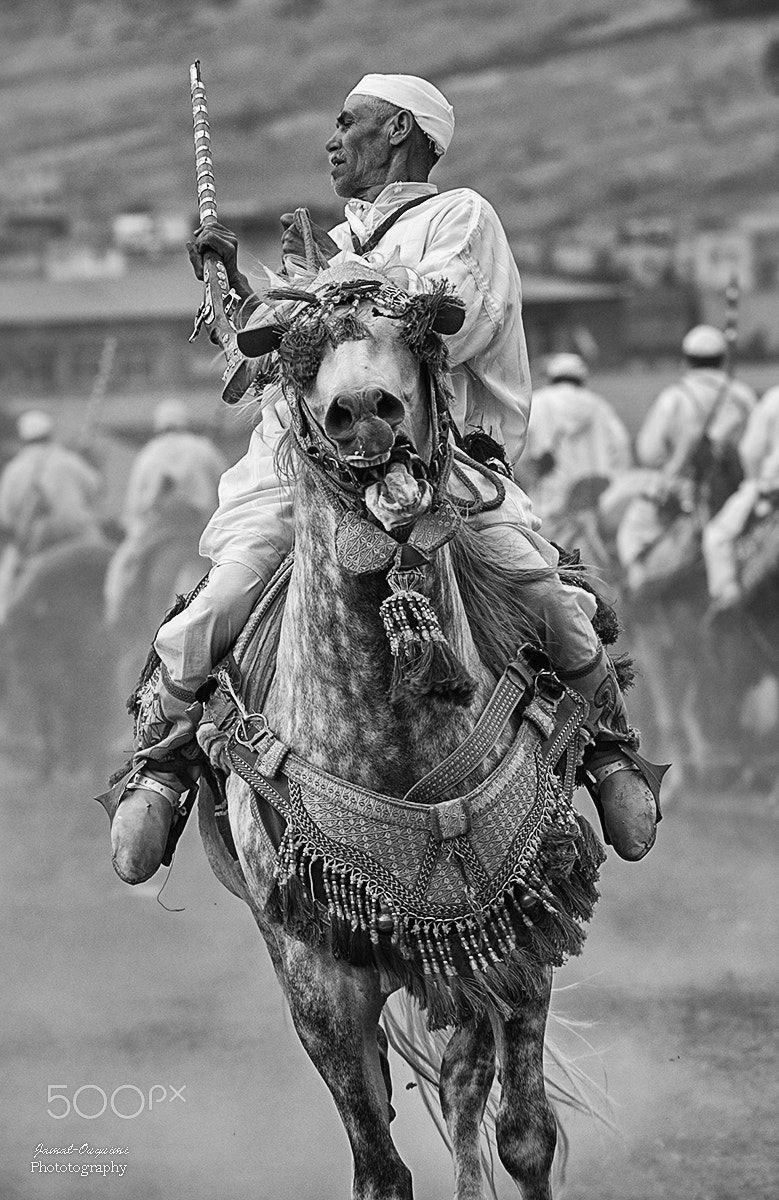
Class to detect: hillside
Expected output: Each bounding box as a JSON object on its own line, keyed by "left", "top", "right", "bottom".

{"left": 2, "top": 0, "right": 779, "bottom": 241}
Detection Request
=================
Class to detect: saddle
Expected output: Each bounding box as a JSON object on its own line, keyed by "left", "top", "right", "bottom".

{"left": 199, "top": 557, "right": 605, "bottom": 1028}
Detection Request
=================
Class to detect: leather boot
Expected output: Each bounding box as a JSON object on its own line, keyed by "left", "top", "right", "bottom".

{"left": 587, "top": 746, "right": 658, "bottom": 861}
{"left": 561, "top": 650, "right": 667, "bottom": 861}
{"left": 99, "top": 768, "right": 186, "bottom": 885}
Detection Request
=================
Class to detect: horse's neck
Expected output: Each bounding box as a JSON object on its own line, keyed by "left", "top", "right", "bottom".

{"left": 266, "top": 473, "right": 494, "bottom": 796}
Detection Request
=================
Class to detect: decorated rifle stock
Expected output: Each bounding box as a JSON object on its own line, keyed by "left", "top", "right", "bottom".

{"left": 189, "top": 60, "right": 254, "bottom": 405}
{"left": 724, "top": 270, "right": 739, "bottom": 379}
{"left": 78, "top": 333, "right": 117, "bottom": 452}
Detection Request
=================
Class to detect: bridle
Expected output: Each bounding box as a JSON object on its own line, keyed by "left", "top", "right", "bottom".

{"left": 263, "top": 274, "right": 458, "bottom": 515}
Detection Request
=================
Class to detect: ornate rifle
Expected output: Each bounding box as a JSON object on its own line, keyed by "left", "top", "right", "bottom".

{"left": 189, "top": 60, "right": 255, "bottom": 405}
{"left": 77, "top": 333, "right": 118, "bottom": 452}
{"left": 724, "top": 270, "right": 740, "bottom": 379}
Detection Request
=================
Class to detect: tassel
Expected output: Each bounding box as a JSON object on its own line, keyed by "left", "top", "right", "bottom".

{"left": 329, "top": 310, "right": 369, "bottom": 346}
{"left": 380, "top": 585, "right": 476, "bottom": 706}
{"left": 265, "top": 874, "right": 323, "bottom": 946}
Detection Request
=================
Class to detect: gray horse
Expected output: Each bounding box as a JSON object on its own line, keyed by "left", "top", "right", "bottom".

{"left": 196, "top": 265, "right": 605, "bottom": 1200}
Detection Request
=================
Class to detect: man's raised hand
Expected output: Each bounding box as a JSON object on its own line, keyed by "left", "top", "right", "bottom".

{"left": 280, "top": 212, "right": 339, "bottom": 266}
{"left": 186, "top": 221, "right": 240, "bottom": 283}
{"left": 186, "top": 220, "right": 256, "bottom": 304}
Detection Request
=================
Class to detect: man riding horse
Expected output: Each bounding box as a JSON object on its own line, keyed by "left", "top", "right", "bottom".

{"left": 613, "top": 324, "right": 757, "bottom": 591}
{"left": 0, "top": 410, "right": 104, "bottom": 625}
{"left": 703, "top": 382, "right": 779, "bottom": 612}
{"left": 103, "top": 398, "right": 227, "bottom": 628}
{"left": 100, "top": 72, "right": 663, "bottom": 884}
{"left": 521, "top": 351, "right": 632, "bottom": 551}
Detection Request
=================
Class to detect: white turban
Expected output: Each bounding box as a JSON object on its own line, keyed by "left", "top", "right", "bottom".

{"left": 345, "top": 73, "right": 455, "bottom": 156}
{"left": 17, "top": 410, "right": 54, "bottom": 442}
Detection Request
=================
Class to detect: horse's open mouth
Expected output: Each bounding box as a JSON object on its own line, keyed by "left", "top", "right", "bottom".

{"left": 344, "top": 448, "right": 393, "bottom": 471}
{"left": 358, "top": 438, "right": 433, "bottom": 531}
{"left": 346, "top": 435, "right": 428, "bottom": 486}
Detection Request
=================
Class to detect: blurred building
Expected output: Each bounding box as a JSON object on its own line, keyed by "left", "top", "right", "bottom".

{"left": 0, "top": 261, "right": 629, "bottom": 400}
{"left": 691, "top": 213, "right": 779, "bottom": 357}
{"left": 613, "top": 218, "right": 680, "bottom": 289}
{"left": 0, "top": 261, "right": 221, "bottom": 396}
{"left": 518, "top": 275, "right": 626, "bottom": 366}
{"left": 691, "top": 228, "right": 754, "bottom": 293}
{"left": 112, "top": 211, "right": 191, "bottom": 257}
{"left": 0, "top": 207, "right": 283, "bottom": 398}
{"left": 0, "top": 208, "right": 73, "bottom": 278}
{"left": 624, "top": 286, "right": 700, "bottom": 362}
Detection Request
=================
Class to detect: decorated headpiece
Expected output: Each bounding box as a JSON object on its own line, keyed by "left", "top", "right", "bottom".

{"left": 237, "top": 262, "right": 464, "bottom": 399}
{"left": 345, "top": 73, "right": 455, "bottom": 157}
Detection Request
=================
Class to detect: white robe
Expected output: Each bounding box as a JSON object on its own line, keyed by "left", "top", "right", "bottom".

{"left": 200, "top": 183, "right": 532, "bottom": 583}
{"left": 703, "top": 385, "right": 779, "bottom": 601}
{"left": 523, "top": 381, "right": 632, "bottom": 535}
{"left": 0, "top": 442, "right": 101, "bottom": 553}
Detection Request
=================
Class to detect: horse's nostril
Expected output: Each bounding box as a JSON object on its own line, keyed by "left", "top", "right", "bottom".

{"left": 325, "top": 393, "right": 357, "bottom": 440}
{"left": 376, "top": 392, "right": 405, "bottom": 427}
{"left": 325, "top": 389, "right": 405, "bottom": 442}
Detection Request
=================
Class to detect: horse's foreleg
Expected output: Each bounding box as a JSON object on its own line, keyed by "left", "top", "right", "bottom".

{"left": 439, "top": 1015, "right": 495, "bottom": 1200}
{"left": 280, "top": 939, "right": 413, "bottom": 1200}
{"left": 490, "top": 970, "right": 556, "bottom": 1200}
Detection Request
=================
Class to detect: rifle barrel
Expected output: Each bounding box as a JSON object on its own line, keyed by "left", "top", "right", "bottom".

{"left": 190, "top": 60, "right": 218, "bottom": 225}
{"left": 724, "top": 271, "right": 739, "bottom": 378}
{"left": 187, "top": 60, "right": 254, "bottom": 405}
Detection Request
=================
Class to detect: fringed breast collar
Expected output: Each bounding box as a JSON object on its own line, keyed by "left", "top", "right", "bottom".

{"left": 204, "top": 638, "right": 604, "bottom": 1029}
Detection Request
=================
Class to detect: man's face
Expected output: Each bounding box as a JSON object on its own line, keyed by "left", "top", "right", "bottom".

{"left": 325, "top": 96, "right": 394, "bottom": 200}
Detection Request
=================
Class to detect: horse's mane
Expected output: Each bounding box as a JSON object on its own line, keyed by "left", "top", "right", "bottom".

{"left": 449, "top": 520, "right": 555, "bottom": 679}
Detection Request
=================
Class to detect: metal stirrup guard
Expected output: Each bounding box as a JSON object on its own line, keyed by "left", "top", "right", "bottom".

{"left": 590, "top": 758, "right": 639, "bottom": 785}
{"left": 126, "top": 771, "right": 185, "bottom": 811}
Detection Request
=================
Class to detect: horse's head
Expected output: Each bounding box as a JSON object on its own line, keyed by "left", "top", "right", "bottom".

{"left": 239, "top": 263, "right": 478, "bottom": 706}
{"left": 238, "top": 262, "right": 464, "bottom": 530}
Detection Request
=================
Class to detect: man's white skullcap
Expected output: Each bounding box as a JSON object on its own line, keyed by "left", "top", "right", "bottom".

{"left": 546, "top": 352, "right": 588, "bottom": 383}
{"left": 682, "top": 325, "right": 727, "bottom": 359}
{"left": 17, "top": 409, "right": 54, "bottom": 442}
{"left": 345, "top": 73, "right": 455, "bottom": 156}
{"left": 153, "top": 398, "right": 190, "bottom": 433}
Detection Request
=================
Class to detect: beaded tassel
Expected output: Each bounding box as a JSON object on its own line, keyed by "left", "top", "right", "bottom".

{"left": 379, "top": 588, "right": 447, "bottom": 658}
{"left": 378, "top": 564, "right": 476, "bottom": 704}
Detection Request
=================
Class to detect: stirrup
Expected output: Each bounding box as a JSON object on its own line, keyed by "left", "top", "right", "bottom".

{"left": 587, "top": 744, "right": 669, "bottom": 817}
{"left": 590, "top": 756, "right": 640, "bottom": 786}
{"left": 95, "top": 766, "right": 186, "bottom": 824}
{"left": 96, "top": 767, "right": 190, "bottom": 886}
{"left": 125, "top": 770, "right": 186, "bottom": 811}
{"left": 584, "top": 745, "right": 668, "bottom": 861}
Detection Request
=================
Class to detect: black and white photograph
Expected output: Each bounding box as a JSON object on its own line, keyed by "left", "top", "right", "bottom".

{"left": 2, "top": 1, "right": 778, "bottom": 1197}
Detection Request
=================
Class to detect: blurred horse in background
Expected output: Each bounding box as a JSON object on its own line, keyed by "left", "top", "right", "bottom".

{"left": 1, "top": 534, "right": 116, "bottom": 774}
{"left": 105, "top": 500, "right": 212, "bottom": 726}
{"left": 608, "top": 463, "right": 770, "bottom": 798}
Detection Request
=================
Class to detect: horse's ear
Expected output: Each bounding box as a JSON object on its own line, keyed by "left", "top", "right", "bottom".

{"left": 236, "top": 323, "right": 284, "bottom": 358}
{"left": 430, "top": 298, "right": 465, "bottom": 336}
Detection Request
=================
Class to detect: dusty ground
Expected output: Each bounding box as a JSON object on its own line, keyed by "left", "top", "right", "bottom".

{"left": 1, "top": 714, "right": 776, "bottom": 1200}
